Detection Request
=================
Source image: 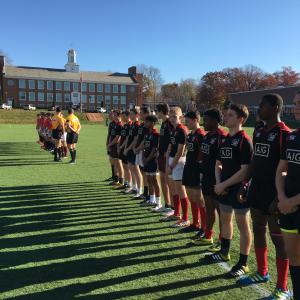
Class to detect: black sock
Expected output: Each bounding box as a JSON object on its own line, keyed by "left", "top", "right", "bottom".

{"left": 69, "top": 149, "right": 74, "bottom": 161}
{"left": 220, "top": 238, "right": 231, "bottom": 256}
{"left": 73, "top": 150, "right": 77, "bottom": 161}
{"left": 111, "top": 165, "right": 115, "bottom": 178}
{"left": 237, "top": 253, "right": 248, "bottom": 267}
{"left": 290, "top": 265, "right": 300, "bottom": 300}
{"left": 119, "top": 177, "right": 124, "bottom": 184}
{"left": 54, "top": 148, "right": 58, "bottom": 160}
{"left": 143, "top": 186, "right": 149, "bottom": 197}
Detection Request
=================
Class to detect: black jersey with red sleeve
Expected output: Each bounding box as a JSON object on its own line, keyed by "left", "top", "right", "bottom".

{"left": 217, "top": 130, "right": 253, "bottom": 183}
{"left": 127, "top": 121, "right": 140, "bottom": 146}
{"left": 281, "top": 129, "right": 300, "bottom": 197}
{"left": 201, "top": 128, "right": 228, "bottom": 178}
{"left": 120, "top": 121, "right": 132, "bottom": 146}
{"left": 136, "top": 122, "right": 148, "bottom": 148}
{"left": 107, "top": 120, "right": 115, "bottom": 144}
{"left": 252, "top": 122, "right": 291, "bottom": 180}
{"left": 109, "top": 121, "right": 122, "bottom": 143}
{"left": 185, "top": 128, "right": 205, "bottom": 165}
{"left": 144, "top": 128, "right": 159, "bottom": 159}
{"left": 169, "top": 124, "right": 188, "bottom": 158}
{"left": 159, "top": 119, "right": 173, "bottom": 155}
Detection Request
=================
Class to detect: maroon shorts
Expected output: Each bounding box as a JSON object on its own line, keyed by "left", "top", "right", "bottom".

{"left": 109, "top": 145, "right": 119, "bottom": 159}
{"left": 158, "top": 153, "right": 167, "bottom": 173}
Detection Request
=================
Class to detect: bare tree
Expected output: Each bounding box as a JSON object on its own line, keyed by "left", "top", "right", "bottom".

{"left": 0, "top": 49, "right": 13, "bottom": 65}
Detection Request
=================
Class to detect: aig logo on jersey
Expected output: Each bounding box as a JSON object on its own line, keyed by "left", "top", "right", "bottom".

{"left": 220, "top": 147, "right": 232, "bottom": 159}
{"left": 201, "top": 143, "right": 210, "bottom": 154}
{"left": 286, "top": 149, "right": 300, "bottom": 164}
{"left": 254, "top": 143, "right": 270, "bottom": 157}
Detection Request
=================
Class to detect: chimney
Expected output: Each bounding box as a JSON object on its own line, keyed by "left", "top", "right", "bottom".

{"left": 128, "top": 66, "right": 137, "bottom": 76}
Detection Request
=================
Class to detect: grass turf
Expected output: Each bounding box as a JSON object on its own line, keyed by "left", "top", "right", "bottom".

{"left": 0, "top": 124, "right": 289, "bottom": 299}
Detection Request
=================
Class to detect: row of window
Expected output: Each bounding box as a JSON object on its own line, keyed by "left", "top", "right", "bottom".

{"left": 18, "top": 79, "right": 128, "bottom": 93}
{"left": 18, "top": 91, "right": 126, "bottom": 104}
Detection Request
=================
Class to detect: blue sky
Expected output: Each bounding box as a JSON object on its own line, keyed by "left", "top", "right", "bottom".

{"left": 2, "top": 0, "right": 300, "bottom": 83}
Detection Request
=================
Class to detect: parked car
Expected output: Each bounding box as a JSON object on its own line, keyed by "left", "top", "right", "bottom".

{"left": 96, "top": 107, "right": 106, "bottom": 113}
{"left": 0, "top": 103, "right": 12, "bottom": 110}
{"left": 23, "top": 104, "right": 36, "bottom": 111}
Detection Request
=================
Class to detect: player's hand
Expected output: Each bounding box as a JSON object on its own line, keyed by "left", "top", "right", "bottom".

{"left": 277, "top": 197, "right": 298, "bottom": 215}
{"left": 214, "top": 183, "right": 226, "bottom": 195}
{"left": 237, "top": 185, "right": 248, "bottom": 203}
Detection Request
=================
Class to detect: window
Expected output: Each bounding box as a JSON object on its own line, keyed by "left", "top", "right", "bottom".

{"left": 38, "top": 80, "right": 44, "bottom": 90}
{"left": 56, "top": 93, "right": 62, "bottom": 102}
{"left": 89, "top": 83, "right": 95, "bottom": 92}
{"left": 56, "top": 82, "right": 62, "bottom": 90}
{"left": 19, "top": 79, "right": 26, "bottom": 89}
{"left": 120, "top": 96, "right": 126, "bottom": 104}
{"left": 105, "top": 95, "right": 111, "bottom": 104}
{"left": 106, "top": 103, "right": 110, "bottom": 111}
{"left": 89, "top": 105, "right": 95, "bottom": 111}
{"left": 29, "top": 92, "right": 35, "bottom": 101}
{"left": 64, "top": 82, "right": 70, "bottom": 91}
{"left": 82, "top": 82, "right": 87, "bottom": 92}
{"left": 64, "top": 93, "right": 71, "bottom": 102}
{"left": 105, "top": 84, "right": 111, "bottom": 93}
{"left": 97, "top": 95, "right": 103, "bottom": 103}
{"left": 38, "top": 92, "right": 45, "bottom": 101}
{"left": 73, "top": 82, "right": 79, "bottom": 91}
{"left": 82, "top": 94, "right": 87, "bottom": 103}
{"left": 47, "top": 81, "right": 53, "bottom": 90}
{"left": 113, "top": 84, "right": 119, "bottom": 93}
{"left": 19, "top": 91, "right": 26, "bottom": 100}
{"left": 121, "top": 104, "right": 126, "bottom": 111}
{"left": 29, "top": 80, "right": 35, "bottom": 89}
{"left": 89, "top": 95, "right": 95, "bottom": 103}
{"left": 113, "top": 96, "right": 119, "bottom": 104}
{"left": 47, "top": 93, "right": 53, "bottom": 101}
{"left": 121, "top": 85, "right": 126, "bottom": 93}
{"left": 97, "top": 83, "right": 103, "bottom": 92}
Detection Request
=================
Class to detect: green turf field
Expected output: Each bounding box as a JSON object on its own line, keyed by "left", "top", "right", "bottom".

{"left": 0, "top": 124, "right": 289, "bottom": 299}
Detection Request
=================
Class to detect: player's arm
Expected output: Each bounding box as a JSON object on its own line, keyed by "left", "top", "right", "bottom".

{"left": 120, "top": 136, "right": 128, "bottom": 150}
{"left": 215, "top": 160, "right": 222, "bottom": 185}
{"left": 108, "top": 135, "right": 120, "bottom": 147}
{"left": 221, "top": 164, "right": 249, "bottom": 190}
{"left": 135, "top": 138, "right": 145, "bottom": 152}
{"left": 169, "top": 143, "right": 185, "bottom": 168}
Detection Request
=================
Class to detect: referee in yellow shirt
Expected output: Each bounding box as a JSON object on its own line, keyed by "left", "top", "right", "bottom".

{"left": 66, "top": 108, "right": 81, "bottom": 164}
{"left": 51, "top": 107, "right": 65, "bottom": 162}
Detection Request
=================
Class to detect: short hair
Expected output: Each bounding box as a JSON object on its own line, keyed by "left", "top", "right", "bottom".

{"left": 121, "top": 110, "right": 130, "bottom": 117}
{"left": 68, "top": 108, "right": 74, "bottom": 114}
{"left": 56, "top": 107, "right": 61, "bottom": 113}
{"left": 46, "top": 112, "right": 51, "bottom": 116}
{"left": 204, "top": 108, "right": 222, "bottom": 123}
{"left": 228, "top": 103, "right": 249, "bottom": 120}
{"left": 145, "top": 115, "right": 158, "bottom": 124}
{"left": 156, "top": 103, "right": 170, "bottom": 115}
{"left": 113, "top": 110, "right": 121, "bottom": 117}
{"left": 261, "top": 93, "right": 283, "bottom": 111}
{"left": 130, "top": 107, "right": 140, "bottom": 114}
{"left": 140, "top": 106, "right": 151, "bottom": 115}
{"left": 185, "top": 111, "right": 200, "bottom": 122}
{"left": 170, "top": 106, "right": 183, "bottom": 116}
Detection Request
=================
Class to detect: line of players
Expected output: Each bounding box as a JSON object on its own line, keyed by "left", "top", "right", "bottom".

{"left": 36, "top": 107, "right": 81, "bottom": 163}
{"left": 106, "top": 93, "right": 300, "bottom": 300}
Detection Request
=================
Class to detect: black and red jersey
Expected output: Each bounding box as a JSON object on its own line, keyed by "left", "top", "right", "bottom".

{"left": 120, "top": 121, "right": 132, "bottom": 146}
{"left": 107, "top": 120, "right": 115, "bottom": 143}
{"left": 136, "top": 122, "right": 148, "bottom": 148}
{"left": 159, "top": 118, "right": 173, "bottom": 154}
{"left": 169, "top": 124, "right": 188, "bottom": 158}
{"left": 252, "top": 122, "right": 291, "bottom": 180}
{"left": 201, "top": 128, "right": 228, "bottom": 177}
{"left": 281, "top": 128, "right": 300, "bottom": 197}
{"left": 144, "top": 128, "right": 159, "bottom": 158}
{"left": 217, "top": 130, "right": 253, "bottom": 183}
{"left": 185, "top": 128, "right": 205, "bottom": 165}
{"left": 127, "top": 121, "right": 140, "bottom": 146}
{"left": 109, "top": 121, "right": 122, "bottom": 142}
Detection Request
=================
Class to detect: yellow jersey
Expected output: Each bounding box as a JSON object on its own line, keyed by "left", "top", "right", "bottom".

{"left": 51, "top": 114, "right": 64, "bottom": 130}
{"left": 66, "top": 114, "right": 81, "bottom": 133}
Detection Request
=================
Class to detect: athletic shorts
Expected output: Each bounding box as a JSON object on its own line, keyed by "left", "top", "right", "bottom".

{"left": 247, "top": 178, "right": 277, "bottom": 214}
{"left": 158, "top": 153, "right": 167, "bottom": 173}
{"left": 67, "top": 132, "right": 79, "bottom": 144}
{"left": 52, "top": 129, "right": 63, "bottom": 140}
{"left": 168, "top": 156, "right": 186, "bottom": 181}
{"left": 218, "top": 184, "right": 250, "bottom": 211}
{"left": 279, "top": 209, "right": 300, "bottom": 234}
{"left": 119, "top": 148, "right": 128, "bottom": 164}
{"left": 144, "top": 159, "right": 158, "bottom": 175}
{"left": 127, "top": 150, "right": 137, "bottom": 165}
{"left": 60, "top": 132, "right": 67, "bottom": 142}
{"left": 135, "top": 151, "right": 144, "bottom": 167}
{"left": 182, "top": 163, "right": 201, "bottom": 187}
{"left": 109, "top": 144, "right": 119, "bottom": 159}
{"left": 201, "top": 175, "right": 216, "bottom": 196}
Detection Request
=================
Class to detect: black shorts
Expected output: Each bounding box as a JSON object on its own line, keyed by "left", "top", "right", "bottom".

{"left": 218, "top": 184, "right": 250, "bottom": 210}
{"left": 202, "top": 175, "right": 216, "bottom": 196}
{"left": 279, "top": 209, "right": 300, "bottom": 234}
{"left": 144, "top": 160, "right": 158, "bottom": 174}
{"left": 248, "top": 178, "right": 277, "bottom": 214}
{"left": 119, "top": 149, "right": 128, "bottom": 164}
{"left": 158, "top": 153, "right": 166, "bottom": 173}
{"left": 127, "top": 150, "right": 136, "bottom": 165}
{"left": 66, "top": 132, "right": 78, "bottom": 144}
{"left": 52, "top": 129, "right": 63, "bottom": 140}
{"left": 182, "top": 163, "right": 201, "bottom": 188}
{"left": 109, "top": 145, "right": 118, "bottom": 159}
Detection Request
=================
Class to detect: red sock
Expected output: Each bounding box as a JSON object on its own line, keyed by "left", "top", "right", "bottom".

{"left": 173, "top": 195, "right": 181, "bottom": 216}
{"left": 180, "top": 197, "right": 189, "bottom": 221}
{"left": 276, "top": 257, "right": 289, "bottom": 291}
{"left": 205, "top": 229, "right": 214, "bottom": 239}
{"left": 255, "top": 247, "right": 268, "bottom": 276}
{"left": 199, "top": 207, "right": 206, "bottom": 230}
{"left": 191, "top": 202, "right": 200, "bottom": 228}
